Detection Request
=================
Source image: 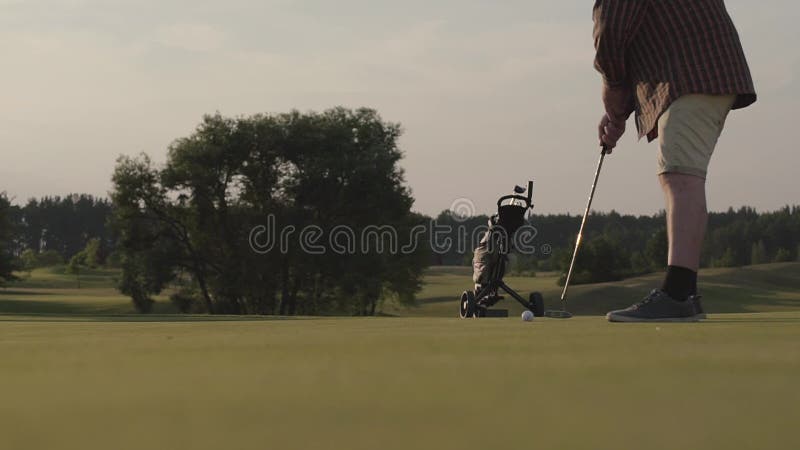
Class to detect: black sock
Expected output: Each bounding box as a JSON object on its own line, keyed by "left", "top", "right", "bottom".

{"left": 661, "top": 265, "right": 697, "bottom": 301}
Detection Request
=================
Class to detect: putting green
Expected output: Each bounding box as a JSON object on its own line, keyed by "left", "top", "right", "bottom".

{"left": 1, "top": 313, "right": 798, "bottom": 450}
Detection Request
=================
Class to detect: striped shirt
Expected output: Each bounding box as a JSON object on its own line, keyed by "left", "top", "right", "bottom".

{"left": 593, "top": 0, "right": 757, "bottom": 140}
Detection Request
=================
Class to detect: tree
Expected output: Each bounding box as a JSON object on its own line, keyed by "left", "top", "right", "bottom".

{"left": 750, "top": 240, "right": 768, "bottom": 265}
{"left": 557, "top": 235, "right": 629, "bottom": 285}
{"left": 0, "top": 193, "right": 17, "bottom": 285}
{"left": 19, "top": 249, "right": 38, "bottom": 275}
{"left": 67, "top": 252, "right": 88, "bottom": 288}
{"left": 18, "top": 248, "right": 65, "bottom": 274}
{"left": 774, "top": 248, "right": 793, "bottom": 263}
{"left": 37, "top": 250, "right": 65, "bottom": 267}
{"left": 713, "top": 248, "right": 737, "bottom": 268}
{"left": 644, "top": 228, "right": 668, "bottom": 271}
{"left": 629, "top": 251, "right": 650, "bottom": 274}
{"left": 66, "top": 238, "right": 104, "bottom": 288}
{"left": 81, "top": 238, "right": 103, "bottom": 268}
{"left": 111, "top": 108, "right": 427, "bottom": 315}
{"left": 17, "top": 195, "right": 112, "bottom": 261}
{"left": 117, "top": 251, "right": 176, "bottom": 313}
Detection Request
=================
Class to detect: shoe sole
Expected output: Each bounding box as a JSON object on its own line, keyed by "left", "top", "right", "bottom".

{"left": 606, "top": 313, "right": 700, "bottom": 323}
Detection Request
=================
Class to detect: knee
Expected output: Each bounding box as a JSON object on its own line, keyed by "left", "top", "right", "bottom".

{"left": 659, "top": 173, "right": 705, "bottom": 192}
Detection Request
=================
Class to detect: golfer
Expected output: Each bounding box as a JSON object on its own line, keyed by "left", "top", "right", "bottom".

{"left": 593, "top": 0, "right": 756, "bottom": 321}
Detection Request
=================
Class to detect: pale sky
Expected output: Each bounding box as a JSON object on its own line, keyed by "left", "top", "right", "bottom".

{"left": 1, "top": 0, "right": 797, "bottom": 216}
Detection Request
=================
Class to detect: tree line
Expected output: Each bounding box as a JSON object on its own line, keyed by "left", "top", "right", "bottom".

{"left": 1, "top": 193, "right": 112, "bottom": 283}
{"left": 1, "top": 108, "right": 798, "bottom": 313}
{"left": 4, "top": 192, "right": 798, "bottom": 308}
{"left": 432, "top": 206, "right": 800, "bottom": 284}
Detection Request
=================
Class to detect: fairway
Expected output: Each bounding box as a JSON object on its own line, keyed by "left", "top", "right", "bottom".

{"left": 4, "top": 263, "right": 800, "bottom": 318}
{"left": 2, "top": 265, "right": 800, "bottom": 449}
{"left": 2, "top": 314, "right": 800, "bottom": 450}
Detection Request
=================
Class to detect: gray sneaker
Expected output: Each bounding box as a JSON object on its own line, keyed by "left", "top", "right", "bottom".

{"left": 607, "top": 289, "right": 699, "bottom": 323}
{"left": 690, "top": 295, "right": 706, "bottom": 320}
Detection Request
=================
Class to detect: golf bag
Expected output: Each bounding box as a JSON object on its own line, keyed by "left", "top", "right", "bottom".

{"left": 472, "top": 200, "right": 527, "bottom": 289}
{"left": 460, "top": 181, "right": 545, "bottom": 318}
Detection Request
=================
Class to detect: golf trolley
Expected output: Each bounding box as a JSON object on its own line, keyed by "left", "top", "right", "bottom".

{"left": 459, "top": 181, "right": 550, "bottom": 319}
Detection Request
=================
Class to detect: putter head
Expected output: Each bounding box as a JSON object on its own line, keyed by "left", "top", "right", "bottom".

{"left": 544, "top": 310, "right": 573, "bottom": 319}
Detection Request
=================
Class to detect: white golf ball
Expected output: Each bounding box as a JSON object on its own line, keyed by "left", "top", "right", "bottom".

{"left": 521, "top": 310, "right": 534, "bottom": 322}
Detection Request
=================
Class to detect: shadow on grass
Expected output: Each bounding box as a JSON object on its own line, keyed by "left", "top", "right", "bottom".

{"left": 6, "top": 280, "right": 114, "bottom": 290}
{"left": 0, "top": 289, "right": 54, "bottom": 297}
{"left": 422, "top": 295, "right": 462, "bottom": 305}
{"left": 0, "top": 313, "right": 313, "bottom": 323}
{"left": 0, "top": 299, "right": 386, "bottom": 323}
{"left": 424, "top": 266, "right": 472, "bottom": 277}
{"left": 0, "top": 298, "right": 125, "bottom": 315}
{"left": 0, "top": 299, "right": 320, "bottom": 322}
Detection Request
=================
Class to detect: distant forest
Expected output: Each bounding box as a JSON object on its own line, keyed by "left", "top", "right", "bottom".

{"left": 432, "top": 206, "right": 800, "bottom": 283}
{"left": 3, "top": 193, "right": 799, "bottom": 277}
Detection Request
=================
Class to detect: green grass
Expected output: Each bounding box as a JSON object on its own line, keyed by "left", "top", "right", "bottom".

{"left": 4, "top": 263, "right": 800, "bottom": 317}
{"left": 1, "top": 264, "right": 799, "bottom": 449}
{"left": 1, "top": 314, "right": 799, "bottom": 450}
{"left": 400, "top": 263, "right": 800, "bottom": 317}
{"left": 0, "top": 266, "right": 177, "bottom": 315}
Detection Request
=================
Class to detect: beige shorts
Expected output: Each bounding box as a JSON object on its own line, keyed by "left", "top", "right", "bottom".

{"left": 657, "top": 94, "right": 736, "bottom": 178}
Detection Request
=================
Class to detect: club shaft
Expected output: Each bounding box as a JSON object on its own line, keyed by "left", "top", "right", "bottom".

{"left": 560, "top": 149, "right": 607, "bottom": 310}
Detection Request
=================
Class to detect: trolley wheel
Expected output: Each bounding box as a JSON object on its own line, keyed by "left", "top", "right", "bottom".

{"left": 460, "top": 290, "right": 477, "bottom": 319}
{"left": 529, "top": 292, "right": 545, "bottom": 317}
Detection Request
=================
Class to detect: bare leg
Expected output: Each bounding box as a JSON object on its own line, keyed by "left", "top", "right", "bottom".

{"left": 605, "top": 172, "right": 708, "bottom": 320}
{"left": 659, "top": 173, "right": 707, "bottom": 271}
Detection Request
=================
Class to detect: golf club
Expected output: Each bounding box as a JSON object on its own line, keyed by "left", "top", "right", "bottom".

{"left": 547, "top": 145, "right": 609, "bottom": 318}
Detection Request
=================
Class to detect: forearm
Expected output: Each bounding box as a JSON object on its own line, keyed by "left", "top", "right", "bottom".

{"left": 602, "top": 83, "right": 635, "bottom": 121}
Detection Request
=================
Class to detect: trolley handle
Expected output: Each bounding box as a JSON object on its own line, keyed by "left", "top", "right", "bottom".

{"left": 497, "top": 195, "right": 532, "bottom": 209}
{"left": 527, "top": 180, "right": 534, "bottom": 206}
